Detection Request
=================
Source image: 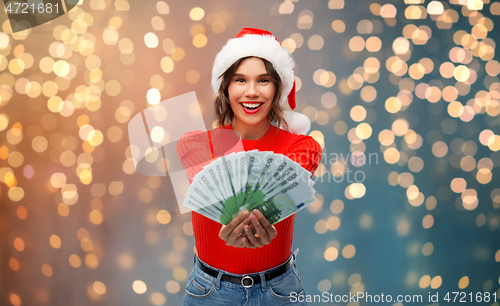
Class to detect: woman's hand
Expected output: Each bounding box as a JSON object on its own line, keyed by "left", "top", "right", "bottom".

{"left": 218, "top": 209, "right": 277, "bottom": 248}
{"left": 219, "top": 210, "right": 252, "bottom": 248}
{"left": 242, "top": 209, "right": 277, "bottom": 248}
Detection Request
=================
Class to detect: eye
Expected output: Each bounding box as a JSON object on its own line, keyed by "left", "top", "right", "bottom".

{"left": 259, "top": 78, "right": 270, "bottom": 83}
{"left": 234, "top": 78, "right": 245, "bottom": 83}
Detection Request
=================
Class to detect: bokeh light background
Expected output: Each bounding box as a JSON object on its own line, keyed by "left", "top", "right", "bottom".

{"left": 1, "top": 0, "right": 500, "bottom": 305}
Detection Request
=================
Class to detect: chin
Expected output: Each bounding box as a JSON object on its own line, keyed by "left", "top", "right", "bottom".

{"left": 238, "top": 116, "right": 267, "bottom": 126}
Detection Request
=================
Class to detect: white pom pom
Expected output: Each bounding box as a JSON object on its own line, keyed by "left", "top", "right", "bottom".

{"left": 279, "top": 111, "right": 311, "bottom": 135}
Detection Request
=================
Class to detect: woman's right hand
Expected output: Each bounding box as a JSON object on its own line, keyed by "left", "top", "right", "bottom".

{"left": 218, "top": 211, "right": 253, "bottom": 248}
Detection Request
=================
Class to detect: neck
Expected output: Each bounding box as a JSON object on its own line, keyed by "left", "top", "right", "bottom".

{"left": 231, "top": 119, "right": 271, "bottom": 140}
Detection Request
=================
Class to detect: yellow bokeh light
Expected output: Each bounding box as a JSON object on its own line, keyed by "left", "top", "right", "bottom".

{"left": 308, "top": 35, "right": 324, "bottom": 50}
{"left": 430, "top": 276, "right": 442, "bottom": 289}
{"left": 0, "top": 32, "right": 10, "bottom": 48}
{"left": 315, "top": 220, "right": 328, "bottom": 234}
{"left": 14, "top": 237, "right": 25, "bottom": 251}
{"left": 150, "top": 292, "right": 166, "bottom": 305}
{"left": 8, "top": 187, "right": 24, "bottom": 201}
{"left": 68, "top": 254, "right": 82, "bottom": 268}
{"left": 350, "top": 105, "right": 366, "bottom": 122}
{"left": 58, "top": 203, "right": 70, "bottom": 217}
{"left": 405, "top": 5, "right": 427, "bottom": 19}
{"left": 157, "top": 210, "right": 171, "bottom": 224}
{"left": 105, "top": 80, "right": 121, "bottom": 96}
{"left": 384, "top": 147, "right": 400, "bottom": 164}
{"left": 8, "top": 58, "right": 25, "bottom": 75}
{"left": 393, "top": 37, "right": 410, "bottom": 54}
{"left": 422, "top": 214, "right": 434, "bottom": 229}
{"left": 380, "top": 4, "right": 397, "bottom": 18}
{"left": 476, "top": 168, "right": 492, "bottom": 184}
{"left": 327, "top": 216, "right": 341, "bottom": 231}
{"left": 156, "top": 1, "right": 169, "bottom": 14}
{"left": 348, "top": 183, "right": 366, "bottom": 198}
{"left": 147, "top": 88, "right": 161, "bottom": 105}
{"left": 190, "top": 7, "right": 205, "bottom": 21}
{"left": 80, "top": 169, "right": 93, "bottom": 185}
{"left": 459, "top": 276, "right": 469, "bottom": 289}
{"left": 419, "top": 275, "right": 431, "bottom": 288}
{"left": 360, "top": 86, "right": 377, "bottom": 102}
{"left": 9, "top": 293, "right": 21, "bottom": 306}
{"left": 385, "top": 97, "right": 401, "bottom": 113}
{"left": 49, "top": 234, "right": 62, "bottom": 249}
{"left": 454, "top": 65, "right": 470, "bottom": 82}
{"left": 349, "top": 36, "right": 365, "bottom": 52}
{"left": 40, "top": 57, "right": 55, "bottom": 73}
{"left": 193, "top": 34, "right": 207, "bottom": 48}
{"left": 324, "top": 247, "right": 339, "bottom": 261}
{"left": 161, "top": 57, "right": 174, "bottom": 73}
{"left": 133, "top": 280, "right": 147, "bottom": 294}
{"left": 379, "top": 129, "right": 395, "bottom": 146}
{"left": 151, "top": 16, "right": 165, "bottom": 31}
{"left": 108, "top": 181, "right": 124, "bottom": 196}
{"left": 447, "top": 101, "right": 463, "bottom": 118}
{"left": 50, "top": 173, "right": 67, "bottom": 188}
{"left": 331, "top": 20, "right": 345, "bottom": 33}
{"left": 173, "top": 267, "right": 188, "bottom": 281}
{"left": 427, "top": 1, "right": 443, "bottom": 15}
{"left": 93, "top": 281, "right": 106, "bottom": 295}
{"left": 365, "top": 36, "right": 382, "bottom": 52}
{"left": 85, "top": 253, "right": 99, "bottom": 269}
{"left": 41, "top": 264, "right": 53, "bottom": 277}
{"left": 487, "top": 135, "right": 500, "bottom": 151}
{"left": 108, "top": 16, "right": 122, "bottom": 29}
{"left": 467, "top": 0, "right": 483, "bottom": 10}
{"left": 356, "top": 123, "right": 372, "bottom": 139}
{"left": 297, "top": 10, "right": 314, "bottom": 30}
{"left": 282, "top": 38, "right": 296, "bottom": 53}
{"left": 144, "top": 32, "right": 158, "bottom": 48}
{"left": 166, "top": 280, "right": 180, "bottom": 294}
{"left": 409, "top": 63, "right": 425, "bottom": 80}
{"left": 342, "top": 245, "right": 356, "bottom": 259}
{"left": 450, "top": 178, "right": 467, "bottom": 193}
{"left": 442, "top": 86, "right": 458, "bottom": 102}
{"left": 53, "top": 60, "right": 70, "bottom": 77}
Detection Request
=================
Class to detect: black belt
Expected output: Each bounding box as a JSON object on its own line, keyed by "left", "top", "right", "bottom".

{"left": 195, "top": 255, "right": 294, "bottom": 288}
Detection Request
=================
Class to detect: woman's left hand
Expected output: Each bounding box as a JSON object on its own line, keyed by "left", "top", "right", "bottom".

{"left": 241, "top": 209, "right": 277, "bottom": 248}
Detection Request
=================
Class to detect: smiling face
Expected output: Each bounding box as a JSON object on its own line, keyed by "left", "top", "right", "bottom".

{"left": 227, "top": 57, "right": 276, "bottom": 128}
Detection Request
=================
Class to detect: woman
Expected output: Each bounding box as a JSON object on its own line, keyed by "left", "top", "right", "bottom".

{"left": 178, "top": 28, "right": 322, "bottom": 305}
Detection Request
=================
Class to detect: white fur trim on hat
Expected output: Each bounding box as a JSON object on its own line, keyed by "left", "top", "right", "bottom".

{"left": 271, "top": 111, "right": 311, "bottom": 135}
{"left": 211, "top": 34, "right": 295, "bottom": 106}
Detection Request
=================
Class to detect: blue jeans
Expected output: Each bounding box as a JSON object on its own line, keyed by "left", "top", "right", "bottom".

{"left": 182, "top": 249, "right": 307, "bottom": 306}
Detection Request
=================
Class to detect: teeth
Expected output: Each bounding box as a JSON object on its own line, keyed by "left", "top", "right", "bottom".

{"left": 242, "top": 103, "right": 262, "bottom": 109}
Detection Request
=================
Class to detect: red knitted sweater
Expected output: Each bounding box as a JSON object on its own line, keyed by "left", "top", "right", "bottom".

{"left": 177, "top": 124, "right": 322, "bottom": 274}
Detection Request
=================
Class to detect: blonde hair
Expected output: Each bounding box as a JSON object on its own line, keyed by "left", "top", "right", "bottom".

{"left": 214, "top": 56, "right": 289, "bottom": 132}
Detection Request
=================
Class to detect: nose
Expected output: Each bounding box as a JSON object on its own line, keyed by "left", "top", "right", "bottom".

{"left": 245, "top": 81, "right": 259, "bottom": 97}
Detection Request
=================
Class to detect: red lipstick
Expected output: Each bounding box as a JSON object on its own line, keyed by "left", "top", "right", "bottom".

{"left": 239, "top": 102, "right": 264, "bottom": 114}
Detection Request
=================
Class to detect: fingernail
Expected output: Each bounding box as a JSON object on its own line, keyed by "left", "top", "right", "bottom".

{"left": 245, "top": 226, "right": 249, "bottom": 232}
{"left": 250, "top": 215, "right": 257, "bottom": 222}
{"left": 242, "top": 211, "right": 249, "bottom": 217}
{"left": 253, "top": 209, "right": 260, "bottom": 215}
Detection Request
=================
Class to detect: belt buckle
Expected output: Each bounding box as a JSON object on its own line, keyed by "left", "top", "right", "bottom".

{"left": 241, "top": 275, "right": 254, "bottom": 288}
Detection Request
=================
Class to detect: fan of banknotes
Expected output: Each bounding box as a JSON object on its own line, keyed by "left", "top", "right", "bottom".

{"left": 183, "top": 150, "right": 317, "bottom": 225}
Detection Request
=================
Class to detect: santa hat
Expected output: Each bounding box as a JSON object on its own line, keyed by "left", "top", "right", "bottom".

{"left": 211, "top": 28, "right": 311, "bottom": 135}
